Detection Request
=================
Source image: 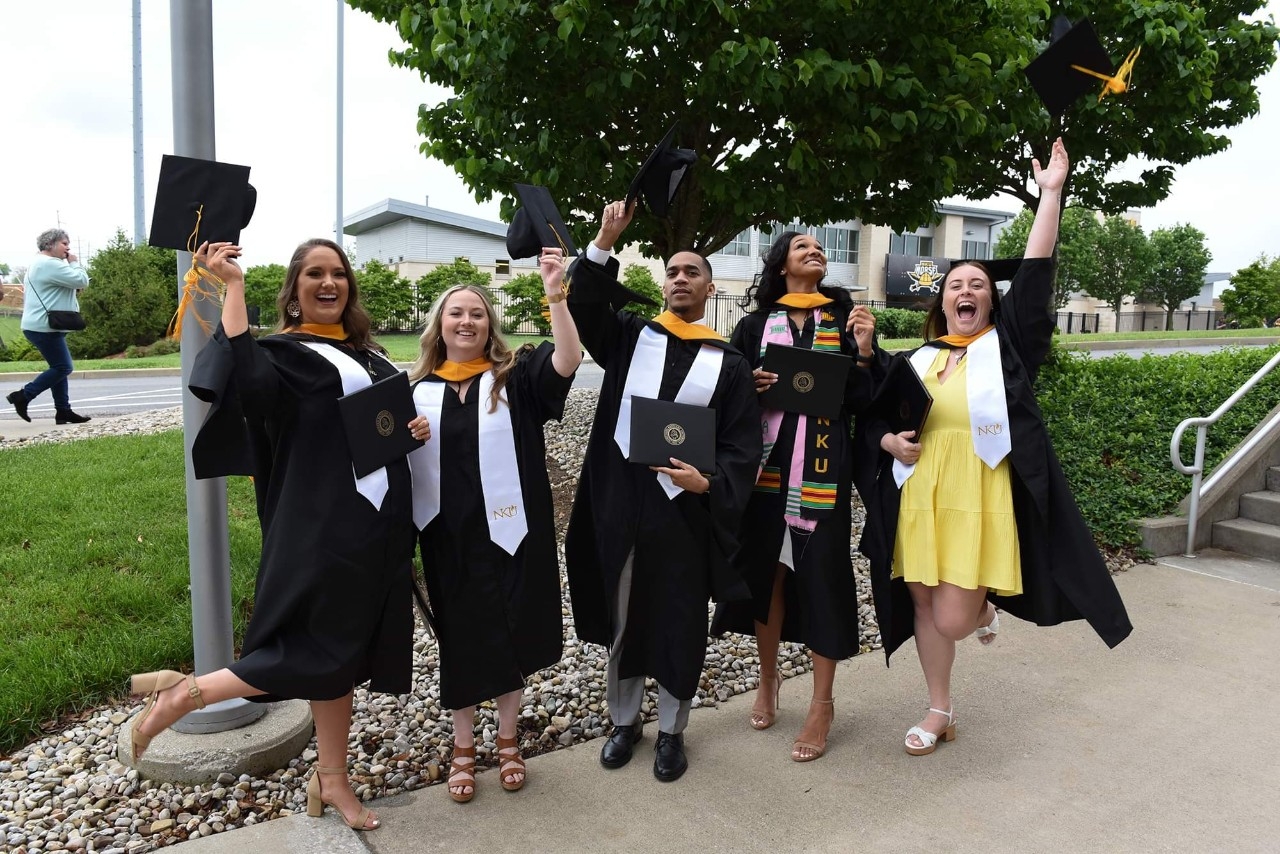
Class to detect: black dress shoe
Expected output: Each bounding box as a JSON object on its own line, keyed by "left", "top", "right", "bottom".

{"left": 600, "top": 722, "right": 643, "bottom": 769}
{"left": 7, "top": 390, "right": 30, "bottom": 422}
{"left": 55, "top": 409, "right": 91, "bottom": 425}
{"left": 653, "top": 731, "right": 688, "bottom": 782}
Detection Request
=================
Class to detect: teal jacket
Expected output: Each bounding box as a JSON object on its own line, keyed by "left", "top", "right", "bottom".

{"left": 21, "top": 255, "right": 89, "bottom": 333}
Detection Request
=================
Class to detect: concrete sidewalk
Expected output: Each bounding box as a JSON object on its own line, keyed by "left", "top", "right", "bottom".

{"left": 175, "top": 557, "right": 1279, "bottom": 854}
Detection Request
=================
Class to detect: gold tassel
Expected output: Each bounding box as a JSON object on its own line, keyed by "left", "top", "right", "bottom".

{"left": 167, "top": 204, "right": 227, "bottom": 340}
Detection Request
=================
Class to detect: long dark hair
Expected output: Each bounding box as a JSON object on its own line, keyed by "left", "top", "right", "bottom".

{"left": 276, "top": 238, "right": 383, "bottom": 353}
{"left": 921, "top": 261, "right": 1003, "bottom": 340}
{"left": 742, "top": 230, "right": 851, "bottom": 312}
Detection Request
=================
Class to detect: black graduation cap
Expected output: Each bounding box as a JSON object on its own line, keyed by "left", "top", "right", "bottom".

{"left": 149, "top": 154, "right": 256, "bottom": 250}
{"left": 948, "top": 258, "right": 1024, "bottom": 284}
{"left": 1024, "top": 17, "right": 1115, "bottom": 116}
{"left": 506, "top": 183, "right": 578, "bottom": 260}
{"left": 625, "top": 124, "right": 697, "bottom": 217}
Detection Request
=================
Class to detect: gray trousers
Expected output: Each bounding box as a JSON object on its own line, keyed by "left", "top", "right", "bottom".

{"left": 605, "top": 550, "right": 692, "bottom": 735}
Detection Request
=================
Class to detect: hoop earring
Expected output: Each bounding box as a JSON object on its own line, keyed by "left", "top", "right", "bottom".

{"left": 286, "top": 299, "right": 301, "bottom": 318}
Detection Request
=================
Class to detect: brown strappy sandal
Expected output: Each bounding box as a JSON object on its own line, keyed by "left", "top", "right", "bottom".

{"left": 791, "top": 698, "right": 835, "bottom": 762}
{"left": 306, "top": 765, "right": 380, "bottom": 831}
{"left": 495, "top": 734, "right": 526, "bottom": 792}
{"left": 128, "top": 670, "right": 205, "bottom": 762}
{"left": 448, "top": 743, "right": 477, "bottom": 803}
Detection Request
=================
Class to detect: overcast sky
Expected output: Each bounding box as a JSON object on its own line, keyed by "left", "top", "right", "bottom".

{"left": 2, "top": 1, "right": 1277, "bottom": 276}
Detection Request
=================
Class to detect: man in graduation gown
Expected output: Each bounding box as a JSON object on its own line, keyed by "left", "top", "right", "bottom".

{"left": 566, "top": 200, "right": 760, "bottom": 782}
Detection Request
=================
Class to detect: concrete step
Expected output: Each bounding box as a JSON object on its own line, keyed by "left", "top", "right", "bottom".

{"left": 1268, "top": 466, "right": 1280, "bottom": 492}
{"left": 1240, "top": 491, "right": 1280, "bottom": 526}
{"left": 1212, "top": 517, "right": 1280, "bottom": 561}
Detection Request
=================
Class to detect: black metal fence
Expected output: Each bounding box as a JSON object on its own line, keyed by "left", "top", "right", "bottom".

{"left": 1056, "top": 312, "right": 1101, "bottom": 334}
{"left": 1115, "top": 309, "right": 1225, "bottom": 332}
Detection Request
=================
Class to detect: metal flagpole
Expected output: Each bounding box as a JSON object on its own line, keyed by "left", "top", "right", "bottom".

{"left": 336, "top": 0, "right": 344, "bottom": 245}
{"left": 169, "top": 0, "right": 264, "bottom": 734}
{"left": 132, "top": 0, "right": 145, "bottom": 247}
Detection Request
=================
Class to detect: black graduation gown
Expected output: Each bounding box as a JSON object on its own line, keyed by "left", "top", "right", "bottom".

{"left": 189, "top": 330, "right": 416, "bottom": 701}
{"left": 564, "top": 256, "right": 761, "bottom": 701}
{"left": 856, "top": 258, "right": 1133, "bottom": 662}
{"left": 416, "top": 342, "right": 572, "bottom": 710}
{"left": 711, "top": 296, "right": 877, "bottom": 660}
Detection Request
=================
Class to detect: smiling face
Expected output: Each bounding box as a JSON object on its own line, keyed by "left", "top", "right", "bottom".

{"left": 941, "top": 264, "right": 994, "bottom": 336}
{"left": 440, "top": 288, "right": 491, "bottom": 362}
{"left": 294, "top": 245, "right": 349, "bottom": 326}
{"left": 664, "top": 251, "right": 715, "bottom": 320}
{"left": 781, "top": 233, "right": 827, "bottom": 286}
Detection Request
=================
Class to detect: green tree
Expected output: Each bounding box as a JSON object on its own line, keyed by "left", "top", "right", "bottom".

{"left": 1140, "top": 224, "right": 1212, "bottom": 330}
{"left": 243, "top": 263, "right": 286, "bottom": 328}
{"left": 501, "top": 272, "right": 550, "bottom": 334}
{"left": 358, "top": 259, "right": 415, "bottom": 331}
{"left": 74, "top": 231, "right": 179, "bottom": 358}
{"left": 1220, "top": 257, "right": 1280, "bottom": 328}
{"left": 621, "top": 264, "right": 663, "bottom": 319}
{"left": 1085, "top": 215, "right": 1151, "bottom": 319}
{"left": 0, "top": 262, "right": 10, "bottom": 281}
{"left": 992, "top": 206, "right": 1102, "bottom": 309}
{"left": 414, "top": 258, "right": 492, "bottom": 315}
{"left": 955, "top": 2, "right": 1278, "bottom": 220}
{"left": 349, "top": 0, "right": 1046, "bottom": 259}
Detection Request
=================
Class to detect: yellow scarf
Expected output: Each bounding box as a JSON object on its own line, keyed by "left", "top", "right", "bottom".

{"left": 937, "top": 325, "right": 995, "bottom": 349}
{"left": 776, "top": 292, "right": 833, "bottom": 309}
{"left": 434, "top": 358, "right": 493, "bottom": 381}
{"left": 652, "top": 310, "right": 725, "bottom": 341}
{"left": 296, "top": 323, "right": 348, "bottom": 341}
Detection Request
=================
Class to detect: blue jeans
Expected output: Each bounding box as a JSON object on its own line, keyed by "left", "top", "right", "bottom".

{"left": 23, "top": 329, "right": 74, "bottom": 411}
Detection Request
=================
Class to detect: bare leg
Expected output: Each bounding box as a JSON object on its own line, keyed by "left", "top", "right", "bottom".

{"left": 135, "top": 668, "right": 264, "bottom": 741}
{"left": 312, "top": 691, "right": 377, "bottom": 830}
{"left": 449, "top": 706, "right": 477, "bottom": 800}
{"left": 495, "top": 689, "right": 525, "bottom": 787}
{"left": 906, "top": 582, "right": 956, "bottom": 748}
{"left": 750, "top": 564, "right": 787, "bottom": 728}
{"left": 791, "top": 652, "right": 836, "bottom": 760}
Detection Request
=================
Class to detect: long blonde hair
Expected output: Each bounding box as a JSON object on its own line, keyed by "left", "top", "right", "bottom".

{"left": 409, "top": 284, "right": 522, "bottom": 412}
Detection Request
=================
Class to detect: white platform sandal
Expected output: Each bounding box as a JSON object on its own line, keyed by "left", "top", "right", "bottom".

{"left": 974, "top": 604, "right": 1000, "bottom": 645}
{"left": 904, "top": 708, "right": 956, "bottom": 756}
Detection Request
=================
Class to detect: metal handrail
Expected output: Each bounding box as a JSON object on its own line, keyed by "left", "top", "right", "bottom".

{"left": 1170, "top": 348, "right": 1280, "bottom": 556}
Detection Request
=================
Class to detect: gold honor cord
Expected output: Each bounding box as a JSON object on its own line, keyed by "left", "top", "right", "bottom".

{"left": 1071, "top": 46, "right": 1141, "bottom": 103}
{"left": 168, "top": 204, "right": 228, "bottom": 340}
{"left": 540, "top": 219, "right": 575, "bottom": 324}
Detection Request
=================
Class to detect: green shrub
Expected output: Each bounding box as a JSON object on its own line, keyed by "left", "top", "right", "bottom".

{"left": 621, "top": 264, "right": 663, "bottom": 319}
{"left": 73, "top": 232, "right": 179, "bottom": 359}
{"left": 872, "top": 307, "right": 925, "bottom": 339}
{"left": 0, "top": 337, "right": 39, "bottom": 362}
{"left": 502, "top": 272, "right": 551, "bottom": 334}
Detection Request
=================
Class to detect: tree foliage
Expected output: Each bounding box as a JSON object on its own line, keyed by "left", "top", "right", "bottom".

{"left": 621, "top": 264, "right": 663, "bottom": 319}
{"left": 994, "top": 206, "right": 1106, "bottom": 309}
{"left": 1220, "top": 256, "right": 1280, "bottom": 327}
{"left": 358, "top": 259, "right": 415, "bottom": 330}
{"left": 75, "top": 231, "right": 179, "bottom": 359}
{"left": 349, "top": 0, "right": 1048, "bottom": 259}
{"left": 243, "top": 263, "right": 286, "bottom": 328}
{"left": 414, "top": 258, "right": 492, "bottom": 315}
{"left": 501, "top": 272, "right": 551, "bottom": 334}
{"left": 1140, "top": 224, "right": 1212, "bottom": 329}
{"left": 1085, "top": 215, "right": 1152, "bottom": 318}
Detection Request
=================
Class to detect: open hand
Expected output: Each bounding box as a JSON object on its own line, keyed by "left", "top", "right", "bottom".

{"left": 1032, "top": 137, "right": 1069, "bottom": 194}
{"left": 195, "top": 241, "right": 245, "bottom": 287}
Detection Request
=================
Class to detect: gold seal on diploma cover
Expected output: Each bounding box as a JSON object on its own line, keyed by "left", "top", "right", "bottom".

{"left": 376, "top": 409, "right": 395, "bottom": 437}
{"left": 664, "top": 423, "right": 687, "bottom": 446}
{"left": 793, "top": 371, "right": 815, "bottom": 393}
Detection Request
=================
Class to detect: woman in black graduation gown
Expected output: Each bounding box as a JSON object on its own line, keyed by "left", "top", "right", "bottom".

{"left": 406, "top": 248, "right": 580, "bottom": 802}
{"left": 858, "top": 138, "right": 1131, "bottom": 757}
{"left": 128, "top": 238, "right": 417, "bottom": 832}
{"left": 711, "top": 231, "right": 880, "bottom": 762}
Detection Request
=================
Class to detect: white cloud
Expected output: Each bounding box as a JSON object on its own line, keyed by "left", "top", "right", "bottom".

{"left": 1, "top": 1, "right": 1276, "bottom": 275}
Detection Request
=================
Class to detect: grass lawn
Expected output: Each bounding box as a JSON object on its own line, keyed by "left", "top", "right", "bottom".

{"left": 0, "top": 431, "right": 261, "bottom": 754}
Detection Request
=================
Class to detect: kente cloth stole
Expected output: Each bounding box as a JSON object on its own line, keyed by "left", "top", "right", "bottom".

{"left": 755, "top": 307, "right": 843, "bottom": 529}
{"left": 614, "top": 325, "right": 723, "bottom": 499}
{"left": 407, "top": 371, "right": 527, "bottom": 555}
{"left": 892, "top": 326, "right": 1011, "bottom": 488}
{"left": 298, "top": 341, "right": 397, "bottom": 511}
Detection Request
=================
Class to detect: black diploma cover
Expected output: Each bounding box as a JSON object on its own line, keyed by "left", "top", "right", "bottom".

{"left": 759, "top": 343, "right": 853, "bottom": 419}
{"left": 336, "top": 371, "right": 423, "bottom": 478}
{"left": 628, "top": 396, "right": 717, "bottom": 475}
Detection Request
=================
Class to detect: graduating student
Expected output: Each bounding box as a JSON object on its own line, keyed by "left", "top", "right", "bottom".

{"left": 566, "top": 200, "right": 761, "bottom": 783}
{"left": 858, "top": 138, "right": 1132, "bottom": 757}
{"left": 711, "top": 230, "right": 882, "bottom": 762}
{"left": 405, "top": 239, "right": 580, "bottom": 803}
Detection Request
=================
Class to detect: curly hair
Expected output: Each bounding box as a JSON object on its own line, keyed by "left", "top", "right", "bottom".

{"left": 37, "top": 229, "right": 69, "bottom": 252}
{"left": 742, "top": 230, "right": 851, "bottom": 311}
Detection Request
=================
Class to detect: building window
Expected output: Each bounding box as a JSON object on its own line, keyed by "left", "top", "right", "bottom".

{"left": 716, "top": 229, "right": 752, "bottom": 257}
{"left": 961, "top": 240, "right": 989, "bottom": 260}
{"left": 496, "top": 259, "right": 510, "bottom": 276}
{"left": 889, "top": 233, "right": 933, "bottom": 256}
{"left": 812, "top": 226, "right": 859, "bottom": 265}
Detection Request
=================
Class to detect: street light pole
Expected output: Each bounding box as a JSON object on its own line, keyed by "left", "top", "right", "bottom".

{"left": 336, "top": 0, "right": 344, "bottom": 246}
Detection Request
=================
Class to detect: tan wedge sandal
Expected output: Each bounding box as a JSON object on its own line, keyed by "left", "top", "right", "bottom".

{"left": 447, "top": 743, "right": 477, "bottom": 803}
{"left": 495, "top": 734, "right": 527, "bottom": 792}
{"left": 306, "top": 765, "right": 379, "bottom": 830}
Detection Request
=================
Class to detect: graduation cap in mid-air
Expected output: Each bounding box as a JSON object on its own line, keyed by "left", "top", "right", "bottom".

{"left": 947, "top": 258, "right": 1024, "bottom": 284}
{"left": 505, "top": 183, "right": 579, "bottom": 261}
{"left": 149, "top": 154, "right": 257, "bottom": 250}
{"left": 625, "top": 123, "right": 697, "bottom": 217}
{"left": 1024, "top": 17, "right": 1141, "bottom": 116}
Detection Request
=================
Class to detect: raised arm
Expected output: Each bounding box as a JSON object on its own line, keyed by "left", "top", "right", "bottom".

{"left": 1025, "top": 137, "right": 1069, "bottom": 259}
{"left": 199, "top": 241, "right": 249, "bottom": 337}
{"left": 566, "top": 200, "right": 637, "bottom": 366}
{"left": 540, "top": 248, "right": 582, "bottom": 377}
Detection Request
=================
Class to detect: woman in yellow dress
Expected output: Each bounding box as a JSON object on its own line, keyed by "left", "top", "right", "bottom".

{"left": 860, "top": 138, "right": 1131, "bottom": 755}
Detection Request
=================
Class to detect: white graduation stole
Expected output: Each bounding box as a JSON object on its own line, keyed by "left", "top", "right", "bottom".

{"left": 613, "top": 326, "right": 723, "bottom": 499}
{"left": 407, "top": 372, "right": 527, "bottom": 555}
{"left": 299, "top": 341, "right": 395, "bottom": 511}
{"left": 892, "top": 329, "right": 1012, "bottom": 488}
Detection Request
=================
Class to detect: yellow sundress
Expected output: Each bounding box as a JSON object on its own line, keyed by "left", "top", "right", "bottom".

{"left": 891, "top": 350, "right": 1022, "bottom": 595}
